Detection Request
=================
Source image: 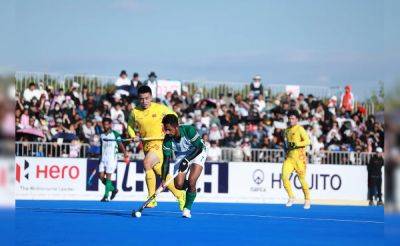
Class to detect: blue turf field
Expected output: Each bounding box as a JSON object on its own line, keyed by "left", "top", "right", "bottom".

{"left": 16, "top": 200, "right": 383, "bottom": 245}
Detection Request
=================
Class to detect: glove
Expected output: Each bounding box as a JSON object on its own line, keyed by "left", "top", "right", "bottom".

{"left": 179, "top": 158, "right": 190, "bottom": 172}
{"left": 288, "top": 142, "right": 296, "bottom": 150}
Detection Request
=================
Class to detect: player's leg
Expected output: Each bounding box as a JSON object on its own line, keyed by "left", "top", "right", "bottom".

{"left": 294, "top": 155, "right": 311, "bottom": 209}
{"left": 98, "top": 162, "right": 106, "bottom": 185}
{"left": 102, "top": 161, "right": 117, "bottom": 202}
{"left": 152, "top": 148, "right": 185, "bottom": 210}
{"left": 182, "top": 150, "right": 206, "bottom": 218}
{"left": 143, "top": 151, "right": 159, "bottom": 207}
{"left": 376, "top": 176, "right": 383, "bottom": 205}
{"left": 182, "top": 164, "right": 203, "bottom": 218}
{"left": 282, "top": 158, "right": 295, "bottom": 206}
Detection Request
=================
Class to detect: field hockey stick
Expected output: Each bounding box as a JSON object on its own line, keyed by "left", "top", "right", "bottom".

{"left": 87, "top": 168, "right": 96, "bottom": 185}
{"left": 132, "top": 162, "right": 191, "bottom": 218}
{"left": 103, "top": 137, "right": 164, "bottom": 142}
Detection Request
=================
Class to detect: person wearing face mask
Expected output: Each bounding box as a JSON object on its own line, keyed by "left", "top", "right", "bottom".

{"left": 250, "top": 75, "right": 264, "bottom": 97}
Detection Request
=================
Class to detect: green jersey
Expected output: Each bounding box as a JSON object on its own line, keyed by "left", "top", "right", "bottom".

{"left": 162, "top": 125, "right": 205, "bottom": 179}
{"left": 100, "top": 130, "right": 122, "bottom": 162}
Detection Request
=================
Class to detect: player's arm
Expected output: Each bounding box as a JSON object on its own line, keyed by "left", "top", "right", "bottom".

{"left": 296, "top": 127, "right": 311, "bottom": 148}
{"left": 161, "top": 139, "right": 173, "bottom": 181}
{"left": 179, "top": 127, "right": 204, "bottom": 171}
{"left": 114, "top": 131, "right": 129, "bottom": 159}
{"left": 127, "top": 111, "right": 136, "bottom": 138}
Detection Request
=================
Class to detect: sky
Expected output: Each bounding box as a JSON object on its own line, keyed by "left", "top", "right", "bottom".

{"left": 1, "top": 0, "right": 399, "bottom": 99}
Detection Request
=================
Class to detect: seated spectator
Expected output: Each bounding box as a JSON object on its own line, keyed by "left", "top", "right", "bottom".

{"left": 207, "top": 140, "right": 222, "bottom": 162}
{"left": 81, "top": 119, "right": 96, "bottom": 143}
{"left": 23, "top": 82, "right": 41, "bottom": 103}
{"left": 209, "top": 123, "right": 223, "bottom": 142}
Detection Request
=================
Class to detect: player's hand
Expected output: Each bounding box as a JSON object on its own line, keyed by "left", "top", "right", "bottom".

{"left": 124, "top": 153, "right": 130, "bottom": 164}
{"left": 288, "top": 142, "right": 296, "bottom": 150}
{"left": 179, "top": 158, "right": 190, "bottom": 172}
{"left": 160, "top": 181, "right": 167, "bottom": 189}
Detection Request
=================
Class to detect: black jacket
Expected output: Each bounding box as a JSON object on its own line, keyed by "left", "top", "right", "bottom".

{"left": 367, "top": 155, "right": 384, "bottom": 177}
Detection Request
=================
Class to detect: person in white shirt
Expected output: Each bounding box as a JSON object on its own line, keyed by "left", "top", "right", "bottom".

{"left": 254, "top": 94, "right": 266, "bottom": 113}
{"left": 110, "top": 103, "right": 125, "bottom": 122}
{"left": 115, "top": 70, "right": 131, "bottom": 97}
{"left": 144, "top": 71, "right": 158, "bottom": 97}
{"left": 82, "top": 120, "right": 96, "bottom": 142}
{"left": 209, "top": 123, "right": 223, "bottom": 142}
{"left": 23, "top": 83, "right": 41, "bottom": 103}
{"left": 207, "top": 140, "right": 222, "bottom": 162}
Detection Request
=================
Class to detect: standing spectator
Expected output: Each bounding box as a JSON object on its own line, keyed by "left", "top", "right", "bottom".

{"left": 115, "top": 70, "right": 131, "bottom": 97}
{"left": 250, "top": 75, "right": 264, "bottom": 97}
{"left": 367, "top": 147, "right": 384, "bottom": 206}
{"left": 207, "top": 140, "right": 222, "bottom": 162}
{"left": 67, "top": 82, "right": 82, "bottom": 106}
{"left": 340, "top": 85, "right": 355, "bottom": 113}
{"left": 130, "top": 72, "right": 142, "bottom": 101}
{"left": 94, "top": 87, "right": 103, "bottom": 106}
{"left": 143, "top": 71, "right": 158, "bottom": 97}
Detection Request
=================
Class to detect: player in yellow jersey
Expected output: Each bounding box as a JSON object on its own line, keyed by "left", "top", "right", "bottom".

{"left": 282, "top": 110, "right": 311, "bottom": 209}
{"left": 127, "top": 85, "right": 185, "bottom": 210}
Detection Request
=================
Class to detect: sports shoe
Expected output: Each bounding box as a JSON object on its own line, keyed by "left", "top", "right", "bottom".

{"left": 182, "top": 208, "right": 191, "bottom": 218}
{"left": 145, "top": 197, "right": 158, "bottom": 208}
{"left": 369, "top": 200, "right": 374, "bottom": 206}
{"left": 377, "top": 200, "right": 384, "bottom": 206}
{"left": 177, "top": 191, "right": 186, "bottom": 211}
{"left": 304, "top": 200, "right": 311, "bottom": 210}
{"left": 110, "top": 189, "right": 119, "bottom": 200}
{"left": 286, "top": 198, "right": 295, "bottom": 207}
{"left": 100, "top": 196, "right": 109, "bottom": 202}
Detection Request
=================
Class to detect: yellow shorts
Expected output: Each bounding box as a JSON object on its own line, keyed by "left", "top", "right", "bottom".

{"left": 144, "top": 141, "right": 164, "bottom": 175}
{"left": 283, "top": 153, "right": 307, "bottom": 177}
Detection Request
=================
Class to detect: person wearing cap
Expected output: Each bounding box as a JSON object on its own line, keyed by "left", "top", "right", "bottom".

{"left": 282, "top": 110, "right": 311, "bottom": 209}
{"left": 115, "top": 70, "right": 131, "bottom": 97}
{"left": 143, "top": 71, "right": 158, "bottom": 97}
{"left": 367, "top": 147, "right": 384, "bottom": 205}
{"left": 250, "top": 75, "right": 264, "bottom": 97}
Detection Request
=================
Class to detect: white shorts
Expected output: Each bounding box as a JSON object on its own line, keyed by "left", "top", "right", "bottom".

{"left": 99, "top": 159, "right": 118, "bottom": 174}
{"left": 173, "top": 149, "right": 207, "bottom": 174}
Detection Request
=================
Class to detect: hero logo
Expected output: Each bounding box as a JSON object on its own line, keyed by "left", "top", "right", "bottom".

{"left": 16, "top": 160, "right": 80, "bottom": 182}
{"left": 16, "top": 160, "right": 30, "bottom": 183}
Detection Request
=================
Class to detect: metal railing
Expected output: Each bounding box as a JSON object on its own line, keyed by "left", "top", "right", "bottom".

{"left": 15, "top": 142, "right": 375, "bottom": 165}
{"left": 16, "top": 71, "right": 340, "bottom": 100}
{"left": 221, "top": 148, "right": 374, "bottom": 165}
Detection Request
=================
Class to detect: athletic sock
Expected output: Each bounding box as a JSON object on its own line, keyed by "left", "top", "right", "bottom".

{"left": 184, "top": 192, "right": 197, "bottom": 210}
{"left": 145, "top": 170, "right": 156, "bottom": 197}
{"left": 104, "top": 179, "right": 114, "bottom": 197}
{"left": 165, "top": 174, "right": 184, "bottom": 199}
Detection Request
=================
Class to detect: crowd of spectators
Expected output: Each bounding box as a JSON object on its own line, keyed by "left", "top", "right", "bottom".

{"left": 15, "top": 71, "right": 384, "bottom": 163}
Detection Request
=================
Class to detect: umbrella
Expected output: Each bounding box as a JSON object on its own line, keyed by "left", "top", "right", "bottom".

{"left": 52, "top": 132, "right": 77, "bottom": 142}
{"left": 17, "top": 128, "right": 45, "bottom": 138}
{"left": 197, "top": 99, "right": 217, "bottom": 108}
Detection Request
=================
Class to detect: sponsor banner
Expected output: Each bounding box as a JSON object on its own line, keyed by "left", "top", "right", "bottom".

{"left": 84, "top": 160, "right": 230, "bottom": 202}
{"left": 15, "top": 157, "right": 86, "bottom": 199}
{"left": 16, "top": 157, "right": 373, "bottom": 204}
{"left": 229, "top": 162, "right": 369, "bottom": 203}
{"left": 157, "top": 80, "right": 181, "bottom": 98}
